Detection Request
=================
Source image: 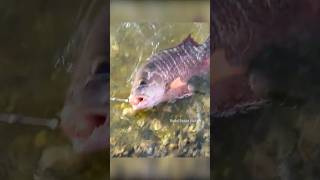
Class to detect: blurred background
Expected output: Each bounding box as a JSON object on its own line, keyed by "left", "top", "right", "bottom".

{"left": 212, "top": 1, "right": 320, "bottom": 179}
{"left": 0, "top": 0, "right": 107, "bottom": 179}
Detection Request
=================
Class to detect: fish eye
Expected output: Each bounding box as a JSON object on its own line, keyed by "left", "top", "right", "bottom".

{"left": 139, "top": 80, "right": 147, "bottom": 86}
{"left": 93, "top": 59, "right": 108, "bottom": 75}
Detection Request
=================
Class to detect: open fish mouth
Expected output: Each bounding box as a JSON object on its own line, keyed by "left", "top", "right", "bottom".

{"left": 84, "top": 113, "right": 107, "bottom": 137}
{"left": 71, "top": 112, "right": 108, "bottom": 153}
{"left": 128, "top": 95, "right": 150, "bottom": 110}
{"left": 85, "top": 113, "right": 106, "bottom": 131}
{"left": 61, "top": 105, "right": 108, "bottom": 153}
{"left": 72, "top": 115, "right": 108, "bottom": 153}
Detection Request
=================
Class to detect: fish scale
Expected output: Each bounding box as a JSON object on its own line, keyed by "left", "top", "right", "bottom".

{"left": 129, "top": 35, "right": 210, "bottom": 110}
{"left": 147, "top": 35, "right": 209, "bottom": 83}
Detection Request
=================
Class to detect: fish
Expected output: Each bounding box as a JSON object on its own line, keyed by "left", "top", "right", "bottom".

{"left": 211, "top": 0, "right": 320, "bottom": 117}
{"left": 212, "top": 0, "right": 320, "bottom": 66}
{"left": 129, "top": 35, "right": 210, "bottom": 110}
{"left": 60, "top": 8, "right": 109, "bottom": 153}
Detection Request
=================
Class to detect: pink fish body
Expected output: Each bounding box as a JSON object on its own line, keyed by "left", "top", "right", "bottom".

{"left": 129, "top": 35, "right": 210, "bottom": 110}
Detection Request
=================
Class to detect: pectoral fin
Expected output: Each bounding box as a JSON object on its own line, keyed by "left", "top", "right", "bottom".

{"left": 166, "top": 77, "right": 193, "bottom": 102}
{"left": 169, "top": 77, "right": 187, "bottom": 89}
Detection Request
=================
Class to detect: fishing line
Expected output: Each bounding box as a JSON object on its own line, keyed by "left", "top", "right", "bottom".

{"left": 127, "top": 51, "right": 144, "bottom": 85}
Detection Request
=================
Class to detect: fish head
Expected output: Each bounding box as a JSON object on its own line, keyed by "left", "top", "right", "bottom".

{"left": 129, "top": 64, "right": 166, "bottom": 110}
{"left": 60, "top": 8, "right": 109, "bottom": 153}
{"left": 61, "top": 57, "right": 109, "bottom": 153}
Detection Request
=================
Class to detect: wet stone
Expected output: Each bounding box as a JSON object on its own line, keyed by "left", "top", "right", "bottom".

{"left": 141, "top": 129, "right": 157, "bottom": 140}
{"left": 146, "top": 144, "right": 155, "bottom": 156}
{"left": 151, "top": 119, "right": 162, "bottom": 131}
{"left": 122, "top": 107, "right": 133, "bottom": 116}
{"left": 169, "top": 143, "right": 178, "bottom": 151}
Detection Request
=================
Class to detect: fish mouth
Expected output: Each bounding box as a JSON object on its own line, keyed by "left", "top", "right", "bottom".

{"left": 61, "top": 105, "right": 108, "bottom": 153}
{"left": 72, "top": 112, "right": 108, "bottom": 153}
{"left": 77, "top": 108, "right": 107, "bottom": 138}
{"left": 128, "top": 95, "right": 149, "bottom": 110}
{"left": 81, "top": 113, "right": 106, "bottom": 136}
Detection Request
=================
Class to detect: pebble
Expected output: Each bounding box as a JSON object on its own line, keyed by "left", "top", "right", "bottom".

{"left": 196, "top": 119, "right": 204, "bottom": 131}
{"left": 188, "top": 124, "right": 196, "bottom": 133}
{"left": 136, "top": 119, "right": 145, "bottom": 127}
{"left": 110, "top": 137, "right": 116, "bottom": 145}
{"left": 146, "top": 146, "right": 154, "bottom": 156}
{"left": 112, "top": 145, "right": 127, "bottom": 157}
{"left": 179, "top": 139, "right": 188, "bottom": 149}
{"left": 183, "top": 125, "right": 189, "bottom": 133}
{"left": 122, "top": 107, "right": 133, "bottom": 116}
{"left": 161, "top": 136, "right": 169, "bottom": 146}
{"left": 169, "top": 143, "right": 178, "bottom": 151}
{"left": 151, "top": 119, "right": 162, "bottom": 131}
{"left": 192, "top": 149, "right": 199, "bottom": 157}
{"left": 110, "top": 36, "right": 119, "bottom": 57}
{"left": 188, "top": 134, "right": 197, "bottom": 143}
{"left": 162, "top": 106, "right": 172, "bottom": 112}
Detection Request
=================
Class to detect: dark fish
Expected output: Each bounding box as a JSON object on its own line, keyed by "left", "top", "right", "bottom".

{"left": 212, "top": 0, "right": 320, "bottom": 116}
{"left": 60, "top": 7, "right": 109, "bottom": 153}
{"left": 212, "top": 0, "right": 320, "bottom": 65}
{"left": 129, "top": 35, "right": 210, "bottom": 110}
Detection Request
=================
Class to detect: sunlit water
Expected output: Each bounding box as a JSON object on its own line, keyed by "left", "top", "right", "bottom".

{"left": 110, "top": 23, "right": 210, "bottom": 157}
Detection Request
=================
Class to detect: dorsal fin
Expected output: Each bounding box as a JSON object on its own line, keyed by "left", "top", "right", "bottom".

{"left": 179, "top": 34, "right": 200, "bottom": 47}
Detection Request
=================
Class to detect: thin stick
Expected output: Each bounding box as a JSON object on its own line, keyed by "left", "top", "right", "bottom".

{"left": 110, "top": 97, "right": 129, "bottom": 103}
{"left": 0, "top": 113, "right": 59, "bottom": 130}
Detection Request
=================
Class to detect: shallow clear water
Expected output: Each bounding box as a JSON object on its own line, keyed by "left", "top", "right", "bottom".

{"left": 110, "top": 23, "right": 210, "bottom": 157}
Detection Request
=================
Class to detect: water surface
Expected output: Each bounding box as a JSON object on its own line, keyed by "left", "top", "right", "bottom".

{"left": 110, "top": 23, "right": 210, "bottom": 157}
